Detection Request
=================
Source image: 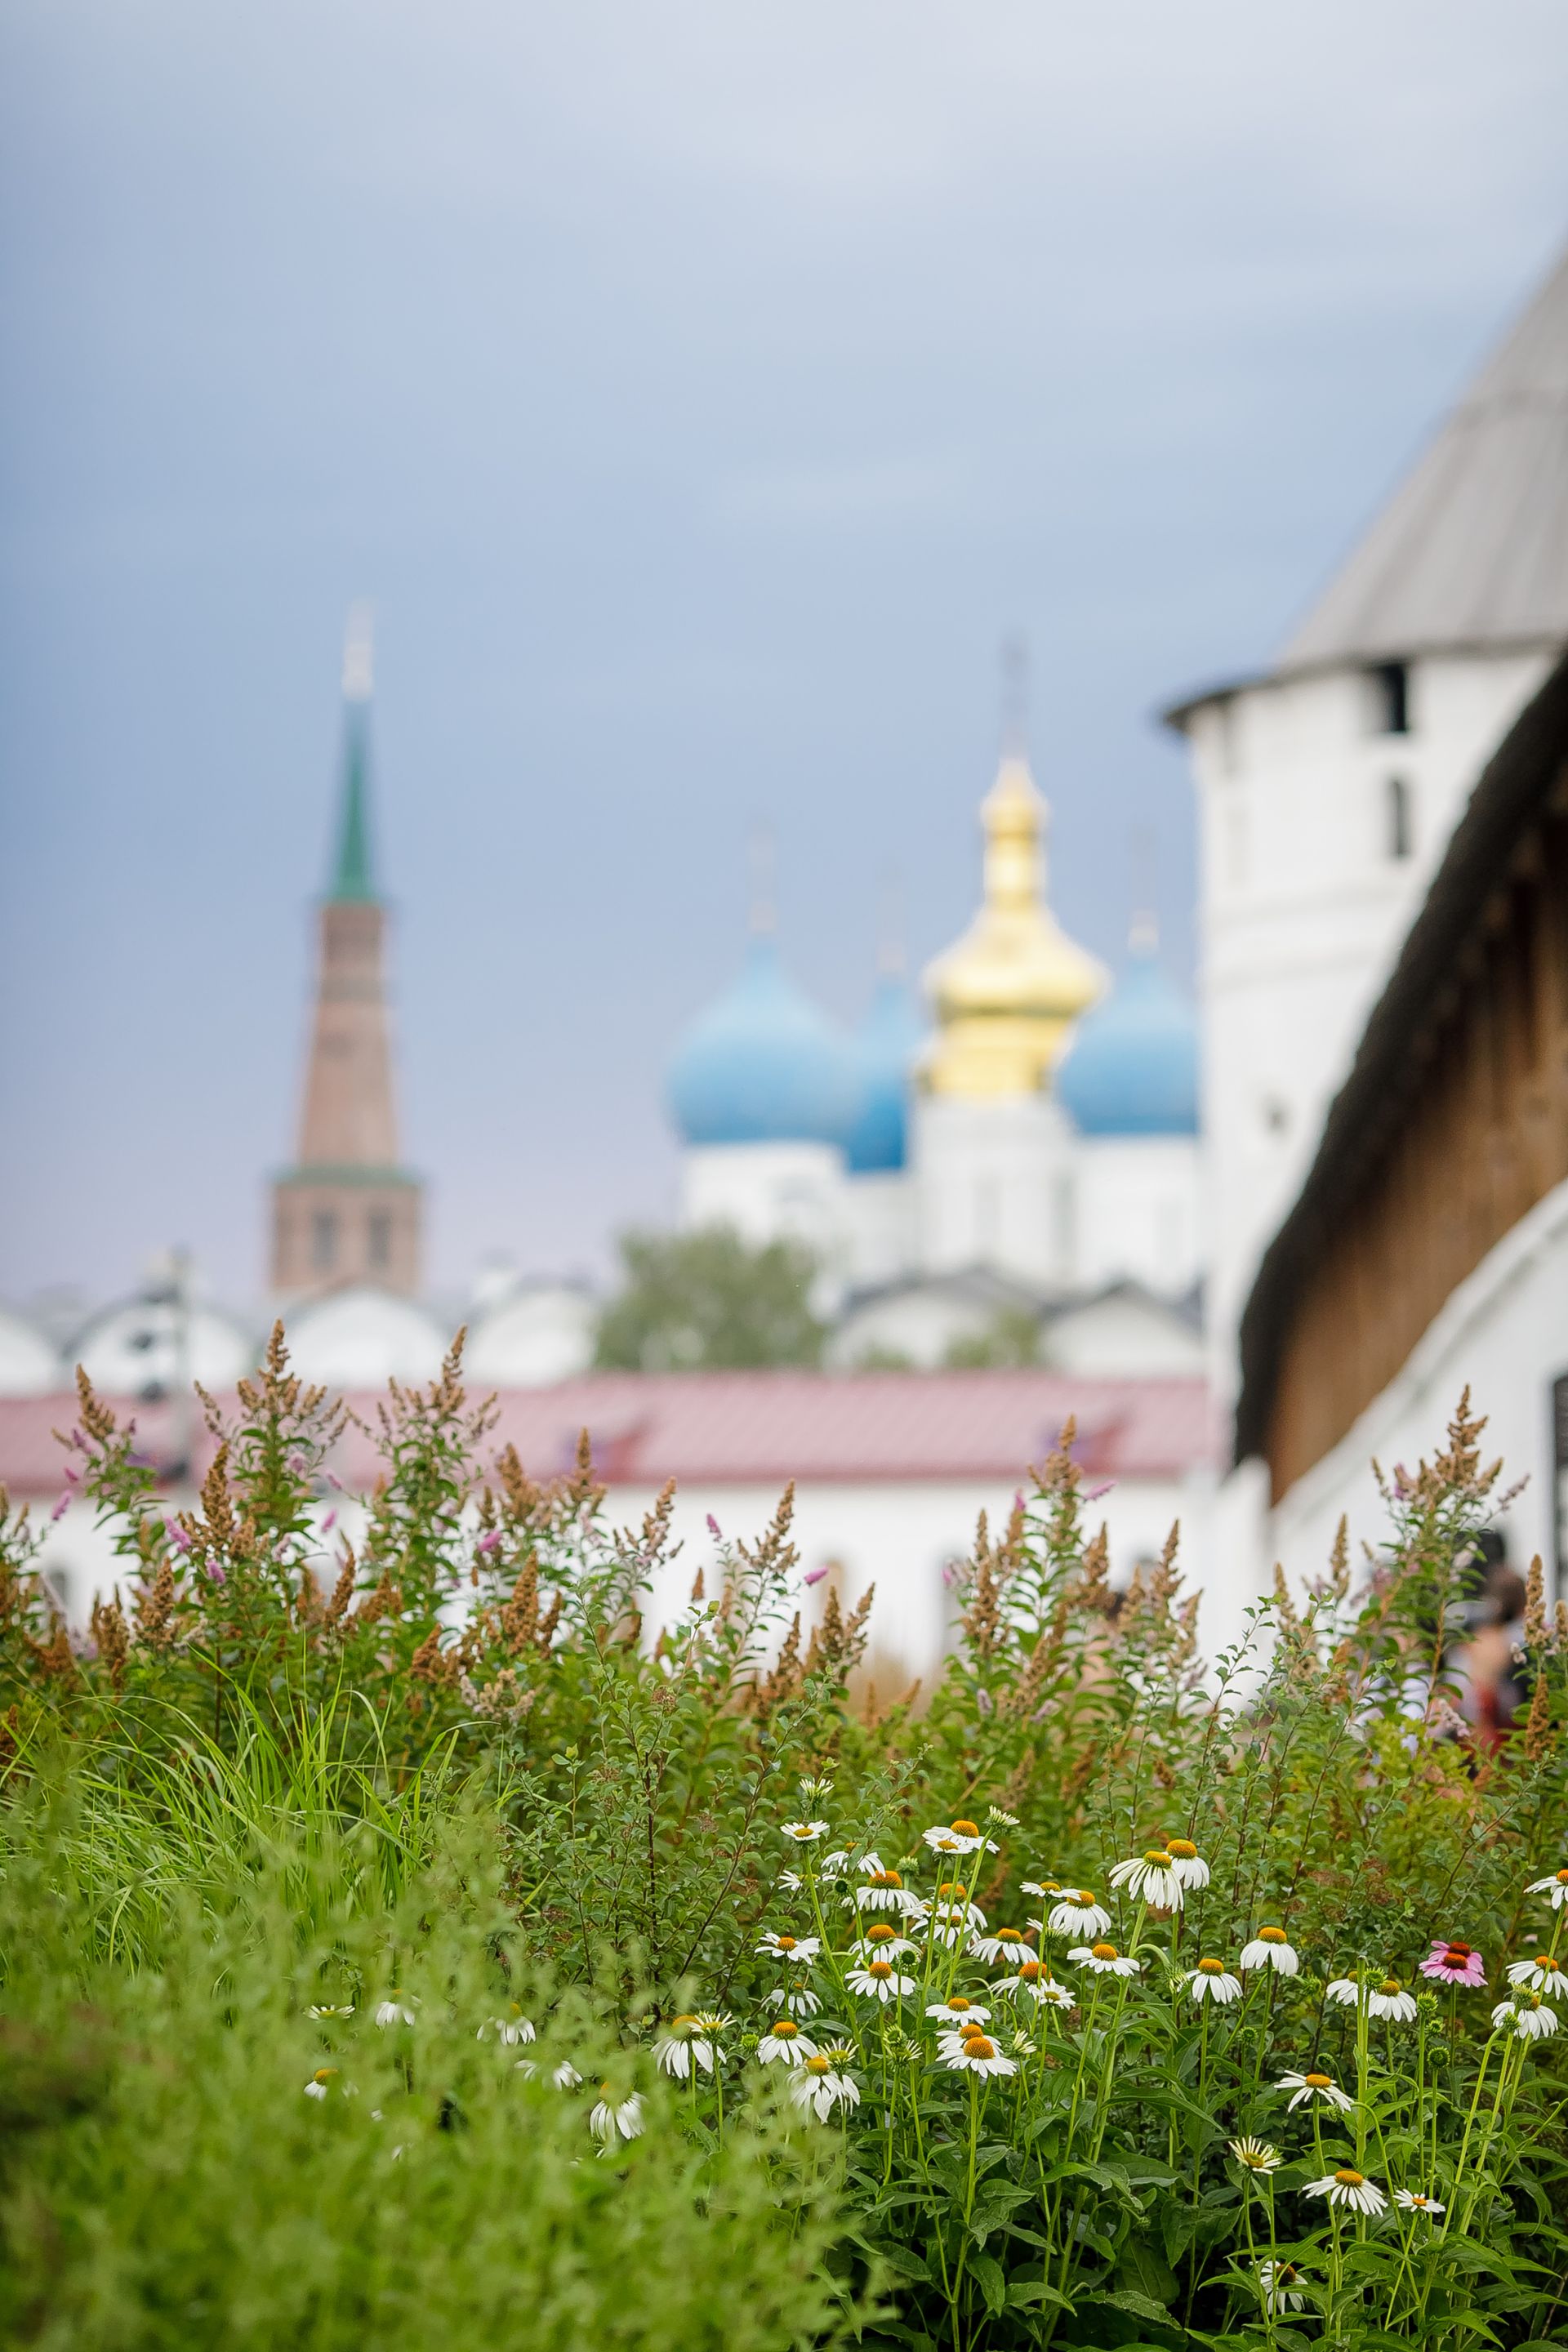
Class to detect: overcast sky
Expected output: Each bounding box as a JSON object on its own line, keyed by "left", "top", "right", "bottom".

{"left": 2, "top": 0, "right": 1566, "bottom": 1312}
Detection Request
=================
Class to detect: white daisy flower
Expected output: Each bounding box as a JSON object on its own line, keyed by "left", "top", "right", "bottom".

{"left": 307, "top": 2002, "right": 355, "bottom": 2019}
{"left": 478, "top": 2005, "right": 537, "bottom": 2045}
{"left": 1185, "top": 1958, "right": 1243, "bottom": 2005}
{"left": 969, "top": 1926, "right": 1031, "bottom": 1967}
{"left": 1228, "top": 2136, "right": 1281, "bottom": 2173}
{"left": 781, "top": 1820, "right": 829, "bottom": 1843}
{"left": 1257, "top": 2260, "right": 1305, "bottom": 2314}
{"left": 755, "top": 1931, "right": 820, "bottom": 1963}
{"left": 1304, "top": 2167, "right": 1386, "bottom": 2216}
{"left": 686, "top": 2011, "right": 733, "bottom": 2068}
{"left": 933, "top": 1879, "right": 986, "bottom": 1923}
{"left": 654, "top": 2016, "right": 712, "bottom": 2078}
{"left": 942, "top": 2032, "right": 1017, "bottom": 2078}
{"left": 927, "top": 1903, "right": 980, "bottom": 1950}
{"left": 1366, "top": 1978, "right": 1418, "bottom": 2022}
{"left": 998, "top": 1960, "right": 1072, "bottom": 2008}
{"left": 768, "top": 1978, "right": 822, "bottom": 2019}
{"left": 1324, "top": 1976, "right": 1363, "bottom": 2007}
{"left": 846, "top": 1959, "right": 915, "bottom": 2002}
{"left": 1109, "top": 1848, "right": 1184, "bottom": 1909}
{"left": 849, "top": 1927, "right": 918, "bottom": 1962}
{"left": 855, "top": 1867, "right": 920, "bottom": 1915}
{"left": 375, "top": 1994, "right": 417, "bottom": 2029}
{"left": 1506, "top": 1954, "right": 1568, "bottom": 1995}
{"left": 1070, "top": 1940, "right": 1143, "bottom": 1978}
{"left": 1020, "top": 1877, "right": 1061, "bottom": 1900}
{"left": 986, "top": 1806, "right": 1019, "bottom": 1828}
{"left": 1045, "top": 1891, "right": 1111, "bottom": 1939}
{"left": 513, "top": 2058, "right": 538, "bottom": 2079}
{"left": 588, "top": 2087, "right": 644, "bottom": 2143}
{"left": 757, "top": 2020, "right": 818, "bottom": 2066}
{"left": 818, "top": 1849, "right": 854, "bottom": 1878}
{"left": 1394, "top": 2189, "right": 1444, "bottom": 2216}
{"left": 920, "top": 1816, "right": 997, "bottom": 1856}
{"left": 1526, "top": 1868, "right": 1568, "bottom": 1909}
{"left": 303, "top": 2066, "right": 342, "bottom": 2100}
{"left": 1239, "top": 1927, "right": 1299, "bottom": 1976}
{"left": 1279, "top": 2069, "right": 1355, "bottom": 2112}
{"left": 1165, "top": 1838, "right": 1210, "bottom": 1889}
{"left": 778, "top": 1869, "right": 804, "bottom": 1894}
{"left": 790, "top": 2052, "right": 860, "bottom": 2121}
{"left": 1491, "top": 1994, "right": 1558, "bottom": 2041}
{"left": 925, "top": 1995, "right": 991, "bottom": 2027}
{"left": 552, "top": 2060, "right": 583, "bottom": 2089}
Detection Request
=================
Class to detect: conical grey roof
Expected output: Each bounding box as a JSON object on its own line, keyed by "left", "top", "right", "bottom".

{"left": 1278, "top": 243, "right": 1568, "bottom": 673}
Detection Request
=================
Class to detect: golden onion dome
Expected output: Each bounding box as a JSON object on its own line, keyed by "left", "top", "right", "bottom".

{"left": 921, "top": 751, "right": 1104, "bottom": 1098}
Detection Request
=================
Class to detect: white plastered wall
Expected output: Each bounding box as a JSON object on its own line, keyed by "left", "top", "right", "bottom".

{"left": 913, "top": 1093, "right": 1076, "bottom": 1290}
{"left": 1266, "top": 1175, "right": 1568, "bottom": 1603}
{"left": 1074, "top": 1134, "right": 1201, "bottom": 1298}
{"left": 1187, "top": 646, "right": 1556, "bottom": 1409}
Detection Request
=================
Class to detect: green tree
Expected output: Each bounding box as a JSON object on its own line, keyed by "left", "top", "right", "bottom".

{"left": 942, "top": 1303, "right": 1043, "bottom": 1369}
{"left": 594, "top": 1226, "right": 826, "bottom": 1371}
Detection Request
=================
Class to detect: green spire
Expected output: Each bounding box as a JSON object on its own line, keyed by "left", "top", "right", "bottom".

{"left": 330, "top": 702, "right": 376, "bottom": 902}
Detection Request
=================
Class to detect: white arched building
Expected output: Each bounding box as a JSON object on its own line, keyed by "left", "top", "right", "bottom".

{"left": 666, "top": 738, "right": 1205, "bottom": 1370}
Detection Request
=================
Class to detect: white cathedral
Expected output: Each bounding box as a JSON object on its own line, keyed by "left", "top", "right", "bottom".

{"left": 665, "top": 745, "right": 1203, "bottom": 1374}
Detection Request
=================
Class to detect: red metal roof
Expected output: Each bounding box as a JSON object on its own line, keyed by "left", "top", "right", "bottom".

{"left": 1, "top": 1370, "right": 1218, "bottom": 1499}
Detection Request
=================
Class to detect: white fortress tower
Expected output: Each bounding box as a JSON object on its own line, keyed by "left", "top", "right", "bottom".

{"left": 1167, "top": 243, "right": 1568, "bottom": 1408}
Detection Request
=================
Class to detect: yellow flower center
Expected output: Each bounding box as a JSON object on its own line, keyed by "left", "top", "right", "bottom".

{"left": 1143, "top": 1848, "right": 1173, "bottom": 1866}
{"left": 1074, "top": 1890, "right": 1098, "bottom": 1905}
{"left": 1090, "top": 1942, "right": 1118, "bottom": 1962}
{"left": 772, "top": 2020, "right": 797, "bottom": 2038}
{"left": 804, "top": 2055, "right": 831, "bottom": 2076}
{"left": 1198, "top": 1958, "right": 1224, "bottom": 1975}
{"left": 1167, "top": 1838, "right": 1197, "bottom": 1859}
{"left": 946, "top": 1997, "right": 973, "bottom": 2011}
{"left": 964, "top": 2035, "right": 996, "bottom": 2060}
{"left": 1334, "top": 2167, "right": 1365, "bottom": 2187}
{"left": 995, "top": 1928, "right": 1023, "bottom": 1944}
{"left": 1544, "top": 1957, "right": 1564, "bottom": 1974}
{"left": 1556, "top": 1869, "right": 1568, "bottom": 1886}
{"left": 1526, "top": 1994, "right": 1544, "bottom": 2011}
{"left": 870, "top": 1869, "right": 902, "bottom": 1889}
{"left": 1260, "top": 1927, "right": 1287, "bottom": 1944}
{"left": 1379, "top": 1978, "right": 1403, "bottom": 1996}
{"left": 670, "top": 2013, "right": 697, "bottom": 2031}
{"left": 313, "top": 2067, "right": 336, "bottom": 2084}
{"left": 951, "top": 1819, "right": 980, "bottom": 1838}
{"left": 866, "top": 1924, "right": 896, "bottom": 1944}
{"left": 938, "top": 1881, "right": 967, "bottom": 1899}
{"left": 1017, "top": 1961, "right": 1043, "bottom": 1982}
{"left": 774, "top": 1934, "right": 796, "bottom": 1951}
{"left": 868, "top": 1960, "right": 893, "bottom": 1980}
{"left": 1305, "top": 2073, "right": 1333, "bottom": 2090}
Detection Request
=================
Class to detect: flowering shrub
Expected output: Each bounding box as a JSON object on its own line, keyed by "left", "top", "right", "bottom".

{"left": 1, "top": 1336, "right": 1566, "bottom": 2345}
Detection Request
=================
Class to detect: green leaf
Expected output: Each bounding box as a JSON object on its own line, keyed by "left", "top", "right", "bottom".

{"left": 1004, "top": 2279, "right": 1075, "bottom": 2313}
{"left": 1089, "top": 2285, "right": 1176, "bottom": 2325}
{"left": 969, "top": 2251, "right": 1006, "bottom": 2318}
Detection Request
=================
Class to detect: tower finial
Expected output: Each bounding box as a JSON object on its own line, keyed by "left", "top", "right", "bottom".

{"left": 748, "top": 818, "right": 777, "bottom": 938}
{"left": 1000, "top": 632, "right": 1029, "bottom": 755}
{"left": 331, "top": 605, "right": 376, "bottom": 902}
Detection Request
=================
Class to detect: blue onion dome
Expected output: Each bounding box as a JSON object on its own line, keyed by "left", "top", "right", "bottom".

{"left": 844, "top": 973, "right": 926, "bottom": 1173}
{"left": 668, "top": 938, "right": 856, "bottom": 1147}
{"left": 1056, "top": 934, "right": 1199, "bottom": 1136}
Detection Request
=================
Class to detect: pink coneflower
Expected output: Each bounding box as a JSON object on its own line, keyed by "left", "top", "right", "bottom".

{"left": 1420, "top": 1939, "right": 1486, "bottom": 1988}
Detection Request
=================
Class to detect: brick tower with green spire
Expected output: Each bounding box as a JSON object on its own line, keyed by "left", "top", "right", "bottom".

{"left": 270, "top": 609, "right": 422, "bottom": 1298}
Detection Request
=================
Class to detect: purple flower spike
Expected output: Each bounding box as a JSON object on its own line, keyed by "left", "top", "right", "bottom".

{"left": 51, "top": 1491, "right": 71, "bottom": 1522}
{"left": 64, "top": 1464, "right": 80, "bottom": 1486}
{"left": 476, "top": 1529, "right": 501, "bottom": 1557}
{"left": 1084, "top": 1481, "right": 1113, "bottom": 1502}
{"left": 321, "top": 1508, "right": 337, "bottom": 1534}
{"left": 1420, "top": 1940, "right": 1486, "bottom": 1988}
{"left": 804, "top": 1566, "right": 828, "bottom": 1587}
{"left": 167, "top": 1521, "right": 192, "bottom": 1554}
{"left": 706, "top": 1514, "right": 721, "bottom": 1539}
